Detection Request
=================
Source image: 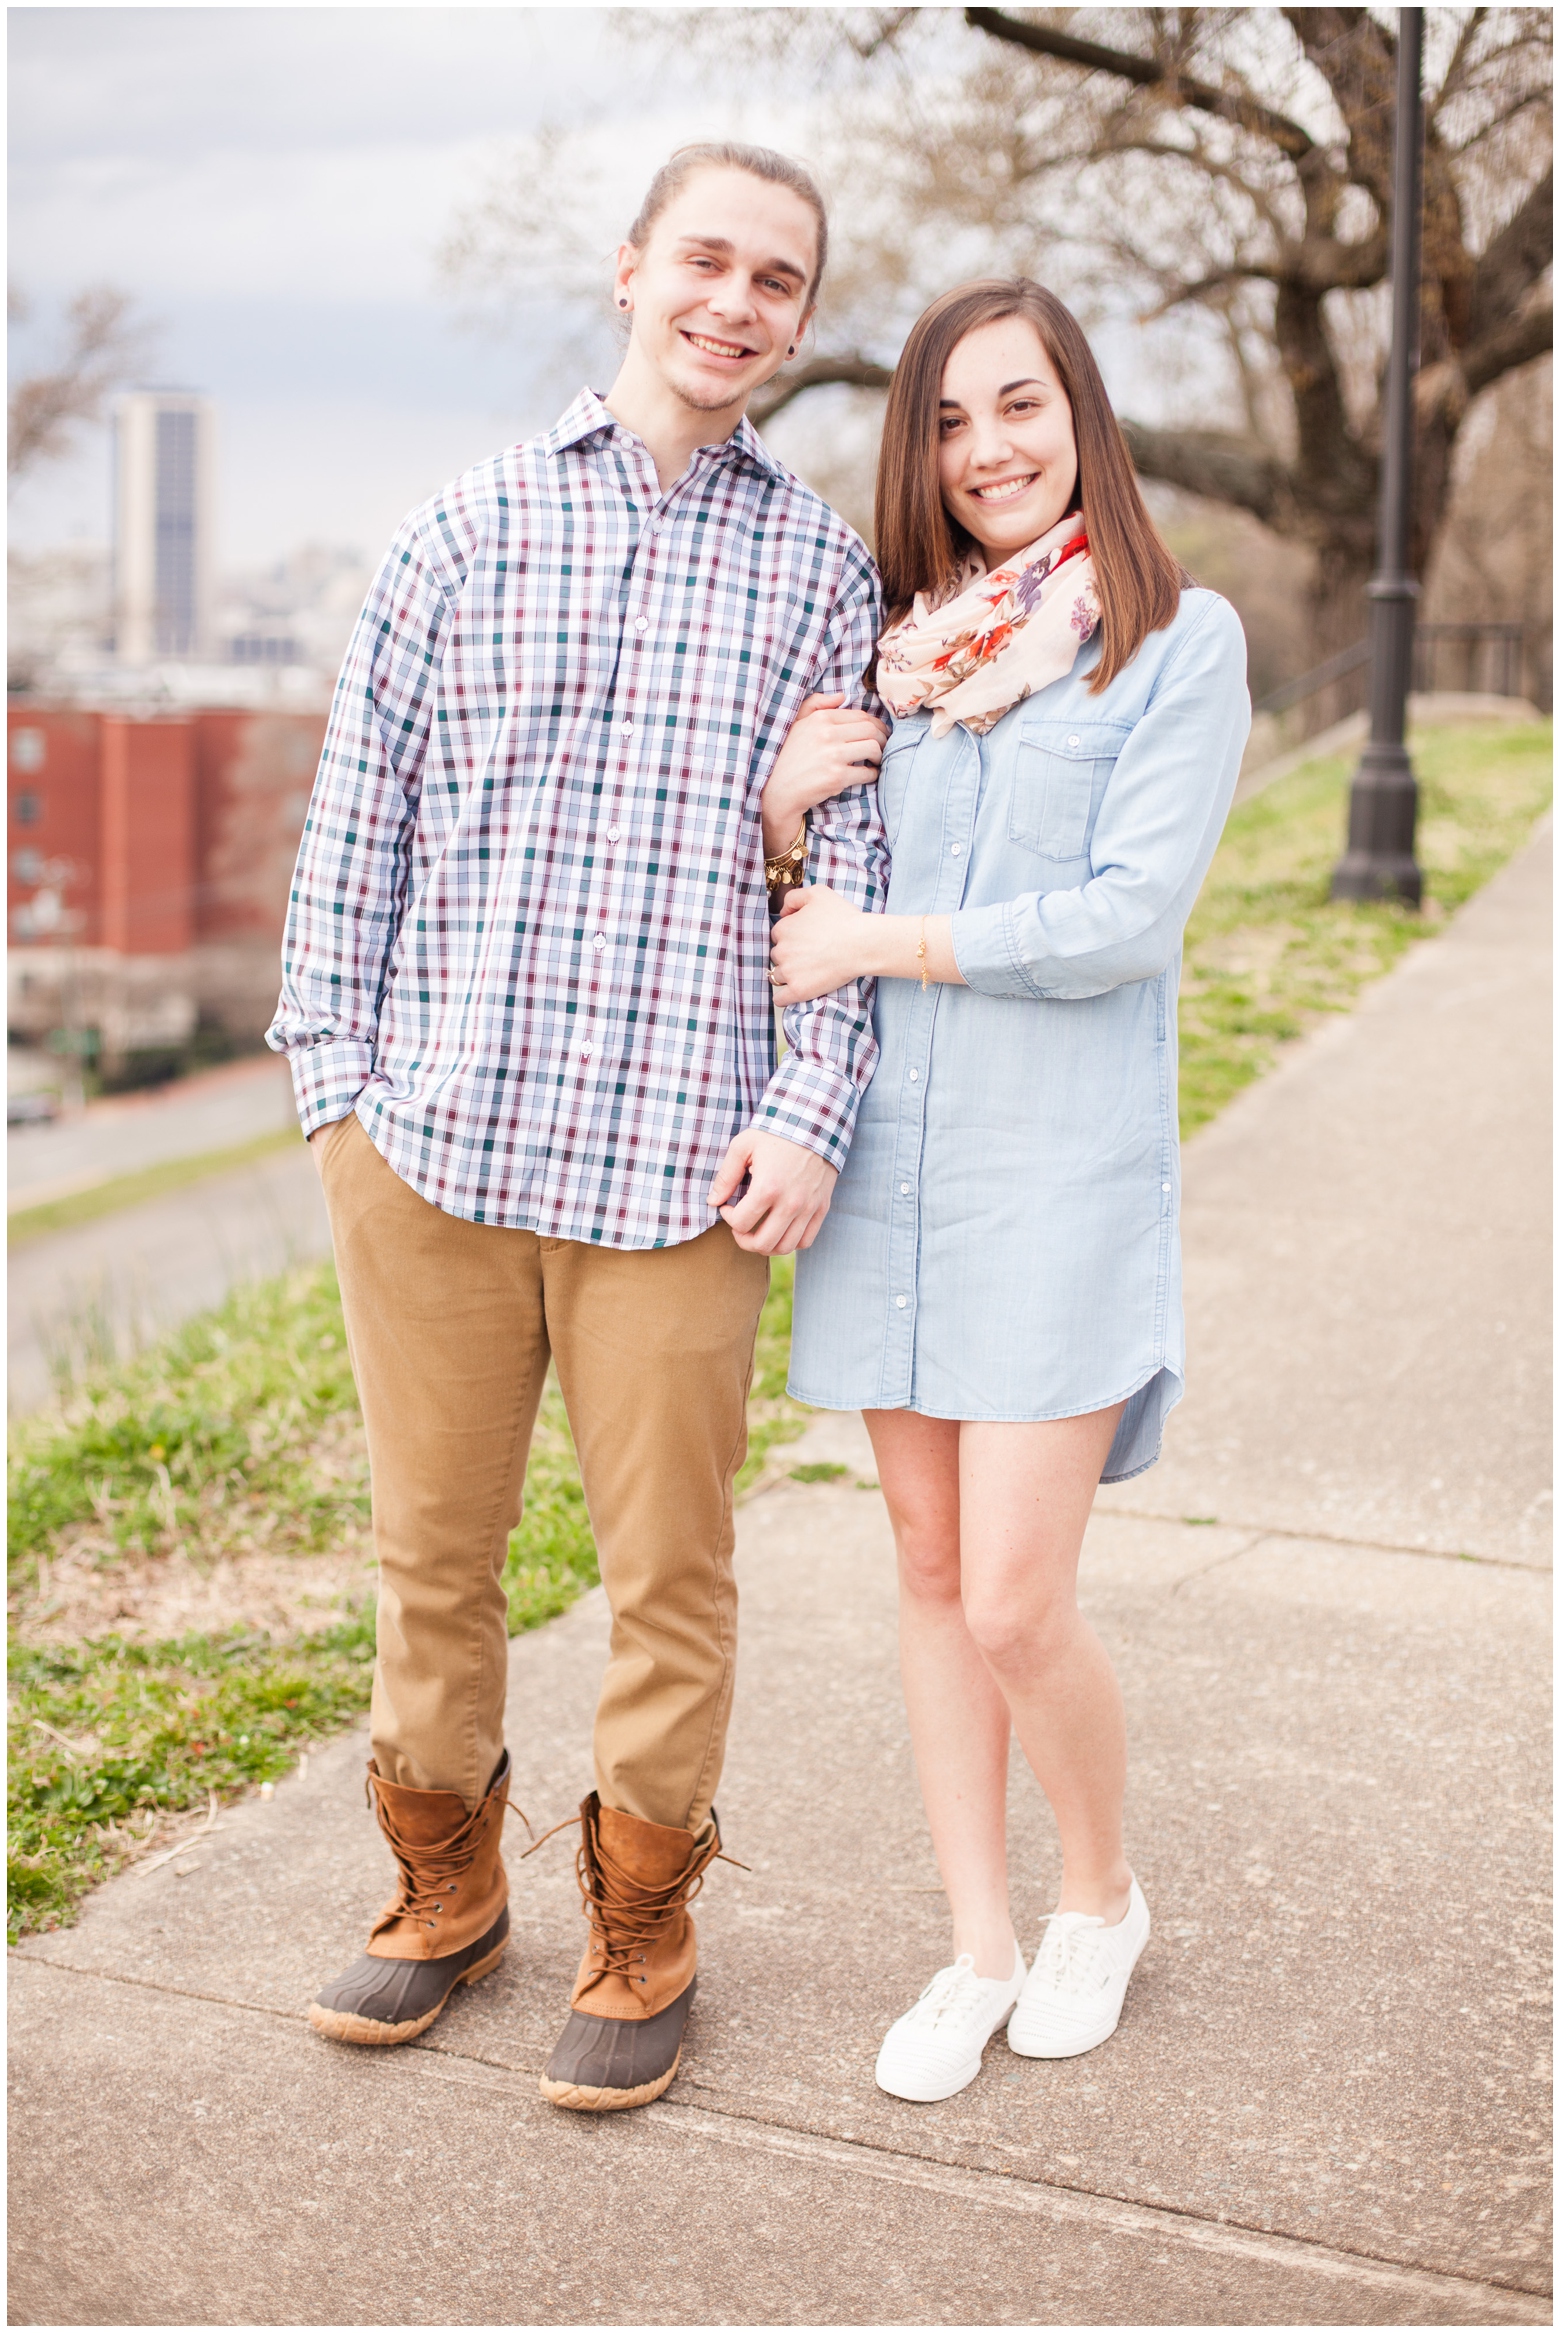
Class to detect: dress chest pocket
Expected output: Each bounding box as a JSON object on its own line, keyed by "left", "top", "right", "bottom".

{"left": 1008, "top": 720, "right": 1127, "bottom": 862}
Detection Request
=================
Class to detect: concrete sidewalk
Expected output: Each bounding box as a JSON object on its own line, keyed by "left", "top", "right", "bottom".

{"left": 9, "top": 835, "right": 1551, "bottom": 2326}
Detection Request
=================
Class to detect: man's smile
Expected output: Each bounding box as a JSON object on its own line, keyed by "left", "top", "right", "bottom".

{"left": 682, "top": 328, "right": 758, "bottom": 360}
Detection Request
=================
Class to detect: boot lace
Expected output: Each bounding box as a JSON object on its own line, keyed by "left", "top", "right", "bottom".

{"left": 1031, "top": 1910, "right": 1111, "bottom": 1995}
{"left": 367, "top": 1772, "right": 531, "bottom": 1930}
{"left": 524, "top": 1803, "right": 745, "bottom": 1986}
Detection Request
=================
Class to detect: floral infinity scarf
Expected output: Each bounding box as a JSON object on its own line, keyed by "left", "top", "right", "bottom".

{"left": 876, "top": 512, "right": 1100, "bottom": 739}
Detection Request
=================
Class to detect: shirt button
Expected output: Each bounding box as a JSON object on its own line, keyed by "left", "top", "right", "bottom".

{"left": 606, "top": 826, "right": 620, "bottom": 843}
{"left": 580, "top": 1041, "right": 595, "bottom": 1059}
{"left": 634, "top": 617, "right": 649, "bottom": 633}
{"left": 1162, "top": 1182, "right": 1172, "bottom": 1192}
{"left": 895, "top": 1295, "right": 907, "bottom": 1309}
{"left": 1068, "top": 734, "right": 1081, "bottom": 747}
{"left": 621, "top": 719, "right": 634, "bottom": 734}
{"left": 950, "top": 844, "right": 961, "bottom": 856}
{"left": 900, "top": 1182, "right": 910, "bottom": 1194}
{"left": 908, "top": 1068, "right": 919, "bottom": 1081}
{"left": 593, "top": 934, "right": 607, "bottom": 952}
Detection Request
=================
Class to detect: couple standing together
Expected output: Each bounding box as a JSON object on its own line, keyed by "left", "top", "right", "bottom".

{"left": 270, "top": 142, "right": 1250, "bottom": 2112}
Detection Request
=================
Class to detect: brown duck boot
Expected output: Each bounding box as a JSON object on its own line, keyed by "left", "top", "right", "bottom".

{"left": 540, "top": 1793, "right": 722, "bottom": 2111}
{"left": 309, "top": 1750, "right": 514, "bottom": 2045}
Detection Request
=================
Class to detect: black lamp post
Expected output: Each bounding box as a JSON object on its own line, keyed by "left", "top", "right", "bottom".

{"left": 1331, "top": 6, "right": 1425, "bottom": 906}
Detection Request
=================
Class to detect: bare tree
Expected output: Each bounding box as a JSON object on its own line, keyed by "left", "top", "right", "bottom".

{"left": 642, "top": 7, "right": 1551, "bottom": 650}
{"left": 942, "top": 7, "right": 1553, "bottom": 646}
{"left": 446, "top": 8, "right": 1551, "bottom": 658}
{"left": 8, "top": 286, "right": 152, "bottom": 485}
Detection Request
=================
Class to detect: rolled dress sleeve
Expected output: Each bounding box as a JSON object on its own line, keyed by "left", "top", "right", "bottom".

{"left": 758, "top": 564, "right": 891, "bottom": 1167}
{"left": 266, "top": 523, "right": 453, "bottom": 1134}
{"left": 950, "top": 593, "right": 1249, "bottom": 1001}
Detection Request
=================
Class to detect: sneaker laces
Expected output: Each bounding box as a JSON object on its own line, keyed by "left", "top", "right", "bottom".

{"left": 1031, "top": 1910, "right": 1112, "bottom": 1995}
{"left": 906, "top": 1953, "right": 992, "bottom": 2030}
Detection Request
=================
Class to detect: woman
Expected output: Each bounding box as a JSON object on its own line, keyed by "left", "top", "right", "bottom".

{"left": 771, "top": 280, "right": 1250, "bottom": 2103}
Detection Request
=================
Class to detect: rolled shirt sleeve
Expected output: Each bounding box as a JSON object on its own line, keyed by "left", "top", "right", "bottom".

{"left": 950, "top": 593, "right": 1251, "bottom": 1002}
{"left": 266, "top": 524, "right": 453, "bottom": 1134}
{"left": 758, "top": 567, "right": 891, "bottom": 1165}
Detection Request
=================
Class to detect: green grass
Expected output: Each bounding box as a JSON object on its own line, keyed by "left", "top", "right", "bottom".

{"left": 8, "top": 1128, "right": 300, "bottom": 1246}
{"left": 8, "top": 1256, "right": 805, "bottom": 1939}
{"left": 8, "top": 1618, "right": 377, "bottom": 1938}
{"left": 1177, "top": 718, "right": 1551, "bottom": 1134}
{"left": 10, "top": 719, "right": 1547, "bottom": 1941}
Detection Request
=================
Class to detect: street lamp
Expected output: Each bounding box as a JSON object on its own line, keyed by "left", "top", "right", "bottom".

{"left": 1331, "top": 7, "right": 1425, "bottom": 906}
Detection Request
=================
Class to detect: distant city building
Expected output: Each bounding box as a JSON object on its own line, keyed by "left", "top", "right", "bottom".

{"left": 8, "top": 703, "right": 325, "bottom": 1073}
{"left": 114, "top": 391, "right": 215, "bottom": 665}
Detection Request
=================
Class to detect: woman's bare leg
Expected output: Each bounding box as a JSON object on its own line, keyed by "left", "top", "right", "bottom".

{"left": 958, "top": 1409, "right": 1130, "bottom": 1921}
{"left": 865, "top": 1409, "right": 1017, "bottom": 1978}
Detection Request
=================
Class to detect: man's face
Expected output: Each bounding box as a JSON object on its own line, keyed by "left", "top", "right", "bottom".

{"left": 618, "top": 166, "right": 818, "bottom": 415}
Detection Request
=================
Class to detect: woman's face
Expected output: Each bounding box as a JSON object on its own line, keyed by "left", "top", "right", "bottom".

{"left": 937, "top": 315, "right": 1079, "bottom": 568}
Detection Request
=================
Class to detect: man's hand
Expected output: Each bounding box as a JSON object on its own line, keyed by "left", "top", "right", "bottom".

{"left": 709, "top": 1127, "right": 838, "bottom": 1255}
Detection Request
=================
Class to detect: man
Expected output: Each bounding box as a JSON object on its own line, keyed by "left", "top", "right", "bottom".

{"left": 268, "top": 142, "right": 887, "bottom": 2112}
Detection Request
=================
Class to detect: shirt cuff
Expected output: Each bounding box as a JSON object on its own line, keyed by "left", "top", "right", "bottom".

{"left": 284, "top": 1039, "right": 375, "bottom": 1138}
{"left": 754, "top": 1052, "right": 862, "bottom": 1168}
{"left": 950, "top": 901, "right": 1041, "bottom": 999}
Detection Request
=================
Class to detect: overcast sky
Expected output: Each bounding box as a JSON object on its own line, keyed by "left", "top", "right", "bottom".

{"left": 9, "top": 6, "right": 751, "bottom": 567}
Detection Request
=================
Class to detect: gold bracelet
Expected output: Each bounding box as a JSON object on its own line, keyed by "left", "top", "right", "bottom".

{"left": 765, "top": 819, "right": 808, "bottom": 896}
{"left": 917, "top": 916, "right": 929, "bottom": 991}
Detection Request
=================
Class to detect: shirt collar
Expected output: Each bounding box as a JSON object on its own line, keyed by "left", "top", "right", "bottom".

{"left": 543, "top": 387, "right": 785, "bottom": 482}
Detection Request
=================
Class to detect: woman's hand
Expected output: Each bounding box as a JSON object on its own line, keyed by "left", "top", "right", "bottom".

{"left": 770, "top": 891, "right": 968, "bottom": 1004}
{"left": 761, "top": 693, "right": 887, "bottom": 858}
{"left": 769, "top": 884, "right": 879, "bottom": 1004}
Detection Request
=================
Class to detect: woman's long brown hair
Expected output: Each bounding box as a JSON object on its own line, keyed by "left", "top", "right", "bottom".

{"left": 875, "top": 279, "right": 1187, "bottom": 694}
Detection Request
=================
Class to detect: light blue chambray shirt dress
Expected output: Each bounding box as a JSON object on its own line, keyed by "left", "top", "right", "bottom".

{"left": 789, "top": 587, "right": 1251, "bottom": 1483}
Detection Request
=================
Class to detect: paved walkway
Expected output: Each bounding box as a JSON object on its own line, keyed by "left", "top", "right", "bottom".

{"left": 10, "top": 833, "right": 1551, "bottom": 2325}
{"left": 8, "top": 1145, "right": 330, "bottom": 1413}
{"left": 8, "top": 1052, "right": 330, "bottom": 1414}
{"left": 7, "top": 1053, "right": 299, "bottom": 1211}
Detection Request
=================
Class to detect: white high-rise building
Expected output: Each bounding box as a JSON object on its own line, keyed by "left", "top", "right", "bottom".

{"left": 114, "top": 391, "right": 215, "bottom": 665}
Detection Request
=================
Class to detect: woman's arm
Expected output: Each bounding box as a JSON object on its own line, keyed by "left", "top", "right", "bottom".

{"left": 769, "top": 596, "right": 1250, "bottom": 1009}
{"left": 951, "top": 596, "right": 1250, "bottom": 1001}
{"left": 761, "top": 692, "right": 887, "bottom": 859}
{"left": 769, "top": 887, "right": 965, "bottom": 1005}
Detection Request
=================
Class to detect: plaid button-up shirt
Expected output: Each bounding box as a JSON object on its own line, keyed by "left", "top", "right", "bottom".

{"left": 268, "top": 389, "right": 887, "bottom": 1248}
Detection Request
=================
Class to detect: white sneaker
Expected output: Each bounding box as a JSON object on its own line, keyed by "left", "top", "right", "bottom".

{"left": 874, "top": 1943, "right": 1027, "bottom": 2103}
{"left": 1006, "top": 1878, "right": 1151, "bottom": 2059}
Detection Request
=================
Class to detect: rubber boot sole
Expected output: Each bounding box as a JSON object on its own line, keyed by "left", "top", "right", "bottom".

{"left": 538, "top": 2048, "right": 682, "bottom": 2112}
{"left": 308, "top": 1936, "right": 508, "bottom": 2046}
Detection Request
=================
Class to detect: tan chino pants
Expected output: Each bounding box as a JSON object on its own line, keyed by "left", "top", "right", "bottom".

{"left": 320, "top": 1114, "right": 769, "bottom": 1829}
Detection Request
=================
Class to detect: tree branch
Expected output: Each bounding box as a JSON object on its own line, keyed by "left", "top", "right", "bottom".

{"left": 749, "top": 353, "right": 895, "bottom": 428}
{"left": 1467, "top": 167, "right": 1553, "bottom": 350}
{"left": 1119, "top": 420, "right": 1292, "bottom": 530}
{"left": 964, "top": 7, "right": 1317, "bottom": 161}
{"left": 1460, "top": 299, "right": 1553, "bottom": 400}
{"left": 8, "top": 287, "right": 151, "bottom": 482}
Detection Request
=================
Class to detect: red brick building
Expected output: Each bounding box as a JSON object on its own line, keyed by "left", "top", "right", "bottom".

{"left": 8, "top": 706, "right": 323, "bottom": 1070}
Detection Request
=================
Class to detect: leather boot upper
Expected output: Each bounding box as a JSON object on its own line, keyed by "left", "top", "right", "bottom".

{"left": 568, "top": 1793, "right": 721, "bottom": 2021}
{"left": 364, "top": 1750, "right": 512, "bottom": 1962}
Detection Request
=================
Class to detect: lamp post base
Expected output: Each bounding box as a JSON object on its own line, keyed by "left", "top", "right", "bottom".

{"left": 1330, "top": 743, "right": 1423, "bottom": 906}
